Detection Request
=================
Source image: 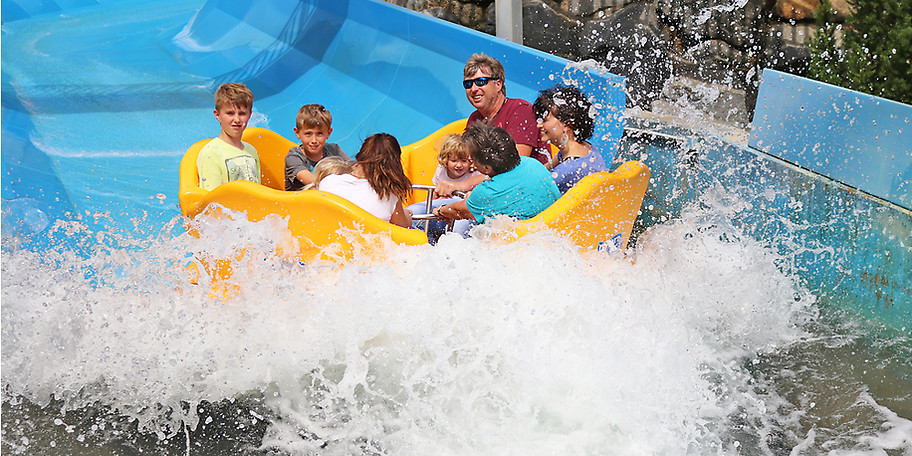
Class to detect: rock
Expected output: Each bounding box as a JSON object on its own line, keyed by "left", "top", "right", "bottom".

{"left": 658, "top": 0, "right": 775, "bottom": 52}
{"left": 762, "top": 22, "right": 812, "bottom": 74}
{"left": 579, "top": 1, "right": 671, "bottom": 109}
{"left": 772, "top": 0, "right": 851, "bottom": 21}
{"left": 422, "top": 7, "right": 461, "bottom": 24}
{"left": 522, "top": 0, "right": 580, "bottom": 59}
{"left": 565, "top": 0, "right": 635, "bottom": 17}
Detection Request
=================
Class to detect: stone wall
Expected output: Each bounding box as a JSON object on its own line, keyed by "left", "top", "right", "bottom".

{"left": 383, "top": 0, "right": 849, "bottom": 125}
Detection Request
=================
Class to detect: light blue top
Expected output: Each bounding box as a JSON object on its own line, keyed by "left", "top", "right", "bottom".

{"left": 551, "top": 148, "right": 607, "bottom": 193}
{"left": 466, "top": 157, "right": 560, "bottom": 223}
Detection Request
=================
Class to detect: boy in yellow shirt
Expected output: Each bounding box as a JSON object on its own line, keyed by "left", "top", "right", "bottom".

{"left": 197, "top": 83, "right": 261, "bottom": 191}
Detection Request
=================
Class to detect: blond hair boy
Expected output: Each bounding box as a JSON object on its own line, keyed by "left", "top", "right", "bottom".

{"left": 197, "top": 83, "right": 261, "bottom": 191}
{"left": 284, "top": 104, "right": 350, "bottom": 191}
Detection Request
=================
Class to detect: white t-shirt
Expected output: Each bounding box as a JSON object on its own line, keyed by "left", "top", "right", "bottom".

{"left": 319, "top": 173, "right": 399, "bottom": 222}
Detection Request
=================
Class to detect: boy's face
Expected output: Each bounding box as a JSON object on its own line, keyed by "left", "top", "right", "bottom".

{"left": 214, "top": 104, "right": 251, "bottom": 140}
{"left": 295, "top": 126, "right": 332, "bottom": 157}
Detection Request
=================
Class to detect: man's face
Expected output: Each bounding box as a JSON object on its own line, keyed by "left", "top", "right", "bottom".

{"left": 464, "top": 68, "right": 503, "bottom": 114}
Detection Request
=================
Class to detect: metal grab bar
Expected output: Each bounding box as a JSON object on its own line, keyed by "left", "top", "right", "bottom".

{"left": 411, "top": 185, "right": 439, "bottom": 234}
{"left": 410, "top": 184, "right": 466, "bottom": 234}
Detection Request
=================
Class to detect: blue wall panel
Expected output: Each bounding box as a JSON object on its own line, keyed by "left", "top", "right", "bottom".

{"left": 750, "top": 69, "right": 912, "bottom": 210}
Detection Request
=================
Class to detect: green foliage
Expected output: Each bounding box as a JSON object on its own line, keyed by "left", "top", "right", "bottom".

{"left": 807, "top": 0, "right": 912, "bottom": 104}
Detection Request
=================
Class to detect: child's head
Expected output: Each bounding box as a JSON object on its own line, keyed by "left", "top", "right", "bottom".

{"left": 437, "top": 134, "right": 472, "bottom": 179}
{"left": 312, "top": 156, "right": 353, "bottom": 189}
{"left": 214, "top": 83, "right": 254, "bottom": 112}
{"left": 213, "top": 83, "right": 254, "bottom": 140}
{"left": 294, "top": 104, "right": 333, "bottom": 156}
{"left": 296, "top": 104, "right": 333, "bottom": 130}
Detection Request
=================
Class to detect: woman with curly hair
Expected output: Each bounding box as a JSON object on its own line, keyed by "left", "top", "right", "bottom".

{"left": 533, "top": 85, "right": 607, "bottom": 193}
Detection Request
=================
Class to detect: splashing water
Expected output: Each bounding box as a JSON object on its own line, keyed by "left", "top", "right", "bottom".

{"left": 4, "top": 189, "right": 909, "bottom": 455}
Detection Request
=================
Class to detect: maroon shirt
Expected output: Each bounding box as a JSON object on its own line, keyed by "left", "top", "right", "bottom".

{"left": 467, "top": 97, "right": 550, "bottom": 165}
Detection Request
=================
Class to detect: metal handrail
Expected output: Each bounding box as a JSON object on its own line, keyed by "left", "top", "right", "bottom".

{"left": 410, "top": 185, "right": 466, "bottom": 234}
{"left": 411, "top": 185, "right": 438, "bottom": 234}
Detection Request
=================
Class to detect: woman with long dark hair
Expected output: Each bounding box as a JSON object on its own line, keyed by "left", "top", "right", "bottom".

{"left": 318, "top": 133, "right": 413, "bottom": 227}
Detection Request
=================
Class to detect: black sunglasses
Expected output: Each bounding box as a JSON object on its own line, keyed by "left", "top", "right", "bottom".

{"left": 463, "top": 77, "right": 498, "bottom": 89}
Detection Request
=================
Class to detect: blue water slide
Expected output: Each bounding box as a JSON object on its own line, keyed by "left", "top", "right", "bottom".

{"left": 1, "top": 0, "right": 625, "bottom": 239}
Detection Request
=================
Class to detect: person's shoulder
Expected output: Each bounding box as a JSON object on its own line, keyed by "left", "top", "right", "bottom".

{"left": 507, "top": 97, "right": 533, "bottom": 108}
{"left": 520, "top": 156, "right": 554, "bottom": 177}
{"left": 199, "top": 137, "right": 221, "bottom": 152}
{"left": 199, "top": 137, "right": 233, "bottom": 158}
{"left": 317, "top": 172, "right": 343, "bottom": 189}
{"left": 505, "top": 98, "right": 534, "bottom": 114}
{"left": 502, "top": 98, "right": 536, "bottom": 123}
{"left": 588, "top": 148, "right": 607, "bottom": 168}
{"left": 286, "top": 145, "right": 304, "bottom": 160}
{"left": 241, "top": 140, "right": 258, "bottom": 154}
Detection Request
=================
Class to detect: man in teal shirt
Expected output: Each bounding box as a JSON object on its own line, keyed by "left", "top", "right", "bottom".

{"left": 433, "top": 123, "right": 559, "bottom": 223}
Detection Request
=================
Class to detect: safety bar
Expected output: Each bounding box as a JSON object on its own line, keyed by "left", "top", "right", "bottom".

{"left": 410, "top": 184, "right": 466, "bottom": 234}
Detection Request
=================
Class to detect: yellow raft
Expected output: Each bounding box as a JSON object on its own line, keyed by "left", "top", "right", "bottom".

{"left": 179, "top": 120, "right": 650, "bottom": 265}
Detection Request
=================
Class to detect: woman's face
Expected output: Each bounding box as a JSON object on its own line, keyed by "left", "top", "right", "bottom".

{"left": 537, "top": 111, "right": 566, "bottom": 145}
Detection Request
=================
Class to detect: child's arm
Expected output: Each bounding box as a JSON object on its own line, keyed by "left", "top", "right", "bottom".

{"left": 285, "top": 150, "right": 315, "bottom": 187}
{"left": 295, "top": 169, "right": 315, "bottom": 186}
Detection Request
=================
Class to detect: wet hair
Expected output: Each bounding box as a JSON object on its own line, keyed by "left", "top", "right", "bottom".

{"left": 214, "top": 82, "right": 253, "bottom": 112}
{"left": 356, "top": 133, "right": 412, "bottom": 201}
{"left": 463, "top": 123, "right": 520, "bottom": 176}
{"left": 436, "top": 134, "right": 470, "bottom": 166}
{"left": 312, "top": 156, "right": 353, "bottom": 189}
{"left": 463, "top": 53, "right": 506, "bottom": 95}
{"left": 533, "top": 85, "right": 594, "bottom": 142}
{"left": 296, "top": 104, "right": 333, "bottom": 131}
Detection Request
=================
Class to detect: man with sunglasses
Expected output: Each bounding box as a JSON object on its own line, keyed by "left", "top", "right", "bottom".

{"left": 436, "top": 53, "right": 549, "bottom": 199}
{"left": 463, "top": 53, "right": 548, "bottom": 165}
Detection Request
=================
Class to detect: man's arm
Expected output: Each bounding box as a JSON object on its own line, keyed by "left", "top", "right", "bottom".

{"left": 434, "top": 198, "right": 476, "bottom": 221}
{"left": 433, "top": 173, "right": 487, "bottom": 198}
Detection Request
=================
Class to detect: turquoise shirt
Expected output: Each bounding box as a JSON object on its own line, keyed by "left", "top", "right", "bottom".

{"left": 466, "top": 157, "right": 560, "bottom": 223}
